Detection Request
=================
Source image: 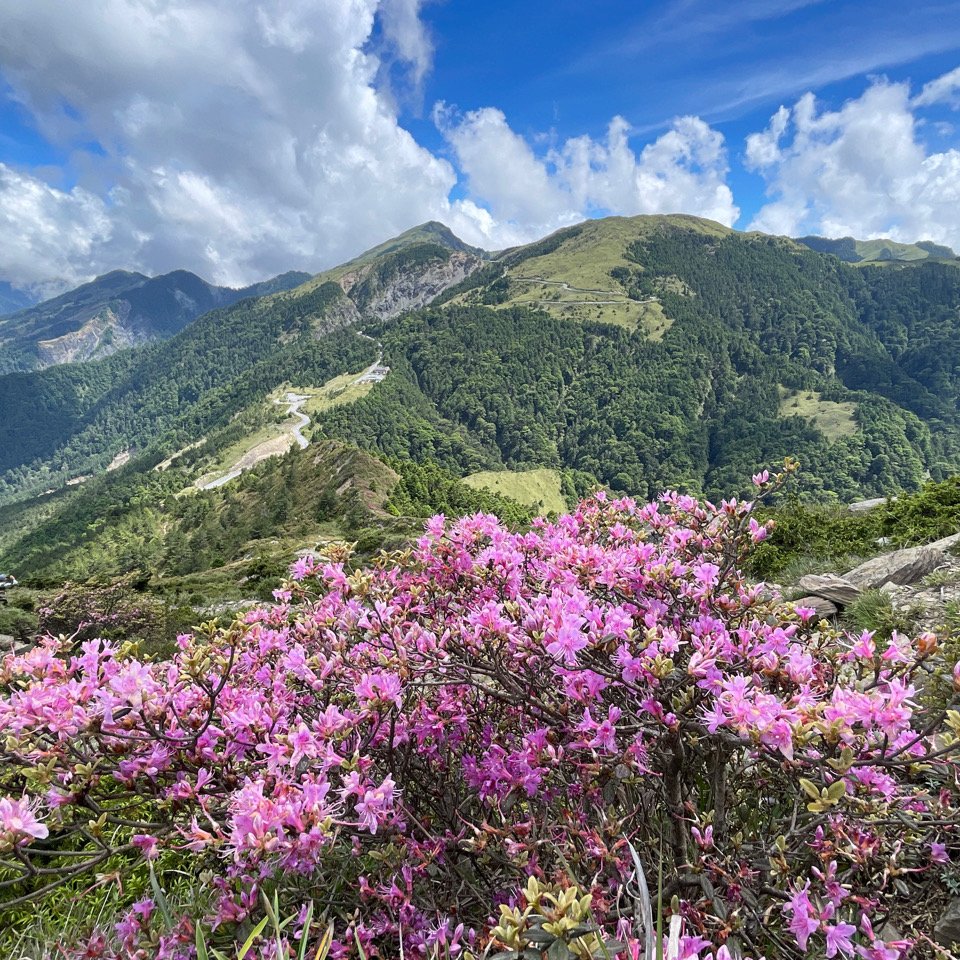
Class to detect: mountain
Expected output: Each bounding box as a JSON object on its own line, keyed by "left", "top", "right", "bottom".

{"left": 296, "top": 220, "right": 485, "bottom": 319}
{"left": 0, "top": 281, "right": 40, "bottom": 317}
{"left": 796, "top": 234, "right": 959, "bottom": 264}
{"left": 4, "top": 214, "right": 960, "bottom": 583}
{"left": 321, "top": 215, "right": 960, "bottom": 501}
{"left": 0, "top": 268, "right": 311, "bottom": 373}
{"left": 0, "top": 221, "right": 482, "bottom": 504}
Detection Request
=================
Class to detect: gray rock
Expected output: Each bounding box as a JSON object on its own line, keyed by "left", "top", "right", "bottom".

{"left": 845, "top": 544, "right": 946, "bottom": 591}
{"left": 930, "top": 532, "right": 960, "bottom": 552}
{"left": 793, "top": 596, "right": 839, "bottom": 619}
{"left": 848, "top": 497, "right": 892, "bottom": 513}
{"left": 796, "top": 573, "right": 861, "bottom": 606}
{"left": 935, "top": 897, "right": 960, "bottom": 946}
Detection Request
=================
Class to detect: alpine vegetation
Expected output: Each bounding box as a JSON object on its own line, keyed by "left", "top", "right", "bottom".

{"left": 1, "top": 466, "right": 955, "bottom": 958}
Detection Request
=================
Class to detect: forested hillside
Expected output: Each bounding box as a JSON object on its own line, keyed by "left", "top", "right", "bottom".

{"left": 3, "top": 214, "right": 960, "bottom": 583}
{"left": 319, "top": 222, "right": 959, "bottom": 500}
{"left": 0, "top": 282, "right": 373, "bottom": 503}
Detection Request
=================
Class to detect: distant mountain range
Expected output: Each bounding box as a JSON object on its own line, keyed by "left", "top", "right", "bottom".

{"left": 0, "top": 281, "right": 40, "bottom": 316}
{"left": 0, "top": 268, "right": 311, "bottom": 372}
{"left": 3, "top": 214, "right": 960, "bottom": 584}
{"left": 796, "top": 235, "right": 958, "bottom": 264}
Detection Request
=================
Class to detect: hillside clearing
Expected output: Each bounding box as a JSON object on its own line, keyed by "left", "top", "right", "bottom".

{"left": 777, "top": 387, "right": 858, "bottom": 441}
{"left": 463, "top": 468, "right": 566, "bottom": 515}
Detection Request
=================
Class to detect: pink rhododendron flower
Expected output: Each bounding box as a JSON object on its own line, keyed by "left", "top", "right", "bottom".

{"left": 0, "top": 795, "right": 48, "bottom": 845}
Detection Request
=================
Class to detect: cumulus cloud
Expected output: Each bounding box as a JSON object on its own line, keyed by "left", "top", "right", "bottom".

{"left": 0, "top": 0, "right": 739, "bottom": 289}
{"left": 437, "top": 107, "right": 739, "bottom": 243}
{"left": 0, "top": 0, "right": 479, "bottom": 288}
{"left": 0, "top": 164, "right": 113, "bottom": 291}
{"left": 746, "top": 70, "right": 960, "bottom": 247}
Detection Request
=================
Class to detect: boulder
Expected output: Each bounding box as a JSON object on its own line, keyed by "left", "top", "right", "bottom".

{"left": 796, "top": 573, "right": 861, "bottom": 606}
{"left": 848, "top": 497, "right": 891, "bottom": 513}
{"left": 793, "top": 596, "right": 838, "bottom": 620}
{"left": 936, "top": 897, "right": 960, "bottom": 947}
{"left": 845, "top": 544, "right": 946, "bottom": 591}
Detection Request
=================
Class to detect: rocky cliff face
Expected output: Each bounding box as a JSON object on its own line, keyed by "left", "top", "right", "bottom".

{"left": 339, "top": 250, "right": 483, "bottom": 320}
{"left": 35, "top": 303, "right": 153, "bottom": 366}
{"left": 0, "top": 269, "right": 311, "bottom": 372}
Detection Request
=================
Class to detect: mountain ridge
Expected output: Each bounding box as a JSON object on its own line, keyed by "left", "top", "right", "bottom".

{"left": 2, "top": 213, "right": 960, "bottom": 518}
{"left": 0, "top": 267, "right": 312, "bottom": 373}
{"left": 796, "top": 234, "right": 959, "bottom": 264}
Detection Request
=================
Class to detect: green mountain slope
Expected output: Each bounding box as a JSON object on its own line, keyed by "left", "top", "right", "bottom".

{"left": 0, "top": 280, "right": 39, "bottom": 317}
{"left": 323, "top": 217, "right": 960, "bottom": 500}
{"left": 0, "top": 433, "right": 532, "bottom": 587}
{"left": 0, "top": 268, "right": 311, "bottom": 373}
{"left": 0, "top": 223, "right": 487, "bottom": 505}
{"left": 4, "top": 214, "right": 960, "bottom": 589}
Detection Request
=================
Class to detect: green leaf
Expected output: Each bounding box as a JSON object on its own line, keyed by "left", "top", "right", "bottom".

{"left": 236, "top": 916, "right": 271, "bottom": 960}
{"left": 312, "top": 922, "right": 334, "bottom": 960}
{"left": 525, "top": 927, "right": 557, "bottom": 944}
{"left": 547, "top": 939, "right": 572, "bottom": 960}
{"left": 297, "top": 902, "right": 315, "bottom": 960}
{"left": 798, "top": 777, "right": 821, "bottom": 801}
{"left": 656, "top": 828, "right": 664, "bottom": 960}
{"left": 827, "top": 779, "right": 847, "bottom": 802}
{"left": 148, "top": 863, "right": 173, "bottom": 928}
{"left": 195, "top": 924, "right": 209, "bottom": 960}
{"left": 353, "top": 925, "right": 369, "bottom": 960}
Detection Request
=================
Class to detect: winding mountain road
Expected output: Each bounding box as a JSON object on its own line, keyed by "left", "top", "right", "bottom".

{"left": 513, "top": 276, "right": 623, "bottom": 296}
{"left": 276, "top": 393, "right": 310, "bottom": 449}
{"left": 197, "top": 338, "right": 388, "bottom": 490}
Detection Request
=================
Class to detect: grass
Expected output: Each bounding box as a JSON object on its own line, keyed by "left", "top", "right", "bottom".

{"left": 463, "top": 468, "right": 567, "bottom": 515}
{"left": 637, "top": 300, "right": 673, "bottom": 340}
{"left": 191, "top": 367, "right": 379, "bottom": 490}
{"left": 292, "top": 371, "right": 376, "bottom": 416}
{"left": 777, "top": 387, "right": 858, "bottom": 442}
{"left": 842, "top": 588, "right": 918, "bottom": 643}
{"left": 501, "top": 215, "right": 729, "bottom": 294}
{"left": 480, "top": 216, "right": 695, "bottom": 336}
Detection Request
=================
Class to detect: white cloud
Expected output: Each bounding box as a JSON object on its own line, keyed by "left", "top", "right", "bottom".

{"left": 0, "top": 0, "right": 739, "bottom": 289}
{"left": 438, "top": 107, "right": 739, "bottom": 243}
{"left": 377, "top": 0, "right": 434, "bottom": 92}
{"left": 914, "top": 66, "right": 960, "bottom": 108}
{"left": 0, "top": 163, "right": 112, "bottom": 290}
{"left": 0, "top": 0, "right": 472, "bottom": 288}
{"left": 746, "top": 72, "right": 960, "bottom": 248}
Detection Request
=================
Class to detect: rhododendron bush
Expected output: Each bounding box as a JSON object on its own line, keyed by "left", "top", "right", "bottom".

{"left": 1, "top": 471, "right": 958, "bottom": 958}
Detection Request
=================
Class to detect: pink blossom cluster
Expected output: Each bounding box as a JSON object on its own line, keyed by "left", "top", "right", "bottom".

{"left": 0, "top": 477, "right": 957, "bottom": 958}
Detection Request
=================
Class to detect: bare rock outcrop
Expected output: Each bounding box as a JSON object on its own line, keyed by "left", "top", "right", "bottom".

{"left": 796, "top": 573, "right": 861, "bottom": 606}
{"left": 358, "top": 251, "right": 483, "bottom": 320}
{"left": 844, "top": 544, "right": 948, "bottom": 590}
{"left": 936, "top": 898, "right": 960, "bottom": 947}
{"left": 793, "top": 596, "right": 839, "bottom": 619}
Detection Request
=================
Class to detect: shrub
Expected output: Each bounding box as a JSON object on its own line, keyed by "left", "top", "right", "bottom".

{"left": 0, "top": 466, "right": 956, "bottom": 959}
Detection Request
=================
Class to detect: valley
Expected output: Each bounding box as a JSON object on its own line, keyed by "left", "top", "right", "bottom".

{"left": 3, "top": 212, "right": 960, "bottom": 599}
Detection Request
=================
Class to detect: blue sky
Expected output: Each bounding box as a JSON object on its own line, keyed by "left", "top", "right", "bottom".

{"left": 1, "top": 0, "right": 959, "bottom": 289}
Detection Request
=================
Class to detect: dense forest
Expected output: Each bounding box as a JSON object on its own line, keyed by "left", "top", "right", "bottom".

{"left": 0, "top": 282, "right": 373, "bottom": 503}
{"left": 319, "top": 226, "right": 959, "bottom": 500}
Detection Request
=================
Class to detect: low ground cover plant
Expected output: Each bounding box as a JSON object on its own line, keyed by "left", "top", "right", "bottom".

{"left": 0, "top": 465, "right": 957, "bottom": 958}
